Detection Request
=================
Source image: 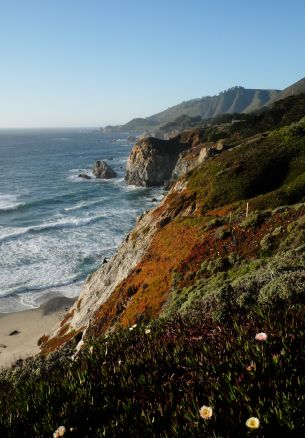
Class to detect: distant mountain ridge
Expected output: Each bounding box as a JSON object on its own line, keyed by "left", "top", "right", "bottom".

{"left": 101, "top": 77, "right": 305, "bottom": 135}
{"left": 101, "top": 86, "right": 281, "bottom": 134}
{"left": 145, "top": 87, "right": 280, "bottom": 124}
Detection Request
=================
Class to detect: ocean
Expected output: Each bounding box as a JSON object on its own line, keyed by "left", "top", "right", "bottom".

{"left": 0, "top": 129, "right": 162, "bottom": 313}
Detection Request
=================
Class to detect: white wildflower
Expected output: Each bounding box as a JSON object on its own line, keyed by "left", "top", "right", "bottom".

{"left": 255, "top": 332, "right": 267, "bottom": 341}
{"left": 199, "top": 405, "right": 213, "bottom": 419}
{"left": 246, "top": 417, "right": 260, "bottom": 429}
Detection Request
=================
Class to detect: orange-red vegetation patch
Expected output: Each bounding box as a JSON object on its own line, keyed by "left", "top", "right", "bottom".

{"left": 37, "top": 334, "right": 49, "bottom": 347}
{"left": 175, "top": 205, "right": 305, "bottom": 289}
{"left": 58, "top": 323, "right": 70, "bottom": 337}
{"left": 92, "top": 201, "right": 305, "bottom": 338}
{"left": 60, "top": 308, "right": 75, "bottom": 327}
{"left": 151, "top": 189, "right": 196, "bottom": 221}
{"left": 92, "top": 219, "right": 205, "bottom": 335}
{"left": 40, "top": 327, "right": 84, "bottom": 356}
{"left": 207, "top": 204, "right": 237, "bottom": 217}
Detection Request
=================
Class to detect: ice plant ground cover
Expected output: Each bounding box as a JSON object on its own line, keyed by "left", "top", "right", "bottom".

{"left": 2, "top": 95, "right": 305, "bottom": 437}
{"left": 0, "top": 305, "right": 305, "bottom": 437}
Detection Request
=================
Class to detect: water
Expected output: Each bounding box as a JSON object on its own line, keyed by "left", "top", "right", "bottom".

{"left": 0, "top": 129, "right": 162, "bottom": 313}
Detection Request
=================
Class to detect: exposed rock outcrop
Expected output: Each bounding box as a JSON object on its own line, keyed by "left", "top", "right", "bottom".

{"left": 78, "top": 173, "right": 91, "bottom": 180}
{"left": 125, "top": 129, "right": 206, "bottom": 186}
{"left": 93, "top": 161, "right": 117, "bottom": 179}
{"left": 43, "top": 180, "right": 188, "bottom": 353}
{"left": 42, "top": 93, "right": 305, "bottom": 356}
{"left": 126, "top": 127, "right": 232, "bottom": 187}
{"left": 171, "top": 140, "right": 229, "bottom": 182}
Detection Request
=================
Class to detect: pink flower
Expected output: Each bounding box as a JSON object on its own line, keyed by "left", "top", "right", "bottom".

{"left": 255, "top": 332, "right": 267, "bottom": 342}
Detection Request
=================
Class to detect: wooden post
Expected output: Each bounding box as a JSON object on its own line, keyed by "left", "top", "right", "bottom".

{"left": 246, "top": 202, "right": 249, "bottom": 218}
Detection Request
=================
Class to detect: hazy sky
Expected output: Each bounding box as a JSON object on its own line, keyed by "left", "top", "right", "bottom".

{"left": 0, "top": 0, "right": 305, "bottom": 128}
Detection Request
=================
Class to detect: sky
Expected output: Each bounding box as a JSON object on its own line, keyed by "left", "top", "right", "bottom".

{"left": 0, "top": 0, "right": 305, "bottom": 128}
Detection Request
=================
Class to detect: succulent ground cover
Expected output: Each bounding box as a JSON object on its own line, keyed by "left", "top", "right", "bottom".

{"left": 1, "top": 305, "right": 305, "bottom": 437}
{"left": 3, "top": 94, "right": 305, "bottom": 437}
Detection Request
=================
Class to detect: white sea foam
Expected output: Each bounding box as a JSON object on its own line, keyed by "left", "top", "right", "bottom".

{"left": 0, "top": 283, "right": 83, "bottom": 313}
{"left": 0, "top": 213, "right": 109, "bottom": 243}
{"left": 0, "top": 132, "right": 162, "bottom": 313}
{"left": 63, "top": 198, "right": 106, "bottom": 212}
{"left": 0, "top": 222, "right": 121, "bottom": 311}
{"left": 68, "top": 169, "right": 95, "bottom": 182}
{"left": 0, "top": 193, "right": 25, "bottom": 211}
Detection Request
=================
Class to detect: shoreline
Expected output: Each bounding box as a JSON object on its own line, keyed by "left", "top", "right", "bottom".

{"left": 0, "top": 296, "right": 75, "bottom": 368}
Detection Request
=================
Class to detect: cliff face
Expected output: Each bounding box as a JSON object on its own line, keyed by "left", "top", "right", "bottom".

{"left": 125, "top": 129, "right": 209, "bottom": 186}
{"left": 42, "top": 94, "right": 305, "bottom": 355}
{"left": 125, "top": 137, "right": 189, "bottom": 186}
{"left": 42, "top": 180, "right": 188, "bottom": 353}
{"left": 171, "top": 140, "right": 228, "bottom": 182}
{"left": 11, "top": 95, "right": 305, "bottom": 438}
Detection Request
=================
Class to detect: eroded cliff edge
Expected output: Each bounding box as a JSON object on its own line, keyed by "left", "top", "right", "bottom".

{"left": 42, "top": 93, "right": 305, "bottom": 355}
{"left": 125, "top": 129, "right": 208, "bottom": 186}
{"left": 41, "top": 178, "right": 190, "bottom": 353}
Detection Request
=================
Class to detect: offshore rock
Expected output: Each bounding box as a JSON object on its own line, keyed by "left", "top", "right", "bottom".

{"left": 93, "top": 161, "right": 117, "bottom": 179}
{"left": 78, "top": 173, "right": 91, "bottom": 180}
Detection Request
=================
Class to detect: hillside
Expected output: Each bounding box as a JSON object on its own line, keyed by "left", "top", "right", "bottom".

{"left": 101, "top": 86, "right": 281, "bottom": 134}
{"left": 2, "top": 93, "right": 305, "bottom": 436}
{"left": 124, "top": 93, "right": 305, "bottom": 187}
{"left": 273, "top": 76, "right": 305, "bottom": 101}
{"left": 40, "top": 92, "right": 305, "bottom": 347}
{"left": 101, "top": 77, "right": 305, "bottom": 138}
{"left": 146, "top": 87, "right": 279, "bottom": 125}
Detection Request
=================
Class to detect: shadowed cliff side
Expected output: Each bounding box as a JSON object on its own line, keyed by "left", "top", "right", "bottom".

{"left": 41, "top": 93, "right": 305, "bottom": 354}
{"left": 125, "top": 129, "right": 217, "bottom": 186}
{"left": 125, "top": 129, "right": 207, "bottom": 186}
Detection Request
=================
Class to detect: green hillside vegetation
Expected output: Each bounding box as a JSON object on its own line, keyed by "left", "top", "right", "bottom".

{"left": 2, "top": 93, "right": 305, "bottom": 436}
{"left": 188, "top": 115, "right": 305, "bottom": 211}
{"left": 102, "top": 86, "right": 281, "bottom": 133}
{"left": 155, "top": 92, "right": 305, "bottom": 140}
{"left": 1, "top": 306, "right": 304, "bottom": 437}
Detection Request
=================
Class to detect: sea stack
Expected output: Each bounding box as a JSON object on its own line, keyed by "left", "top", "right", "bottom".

{"left": 93, "top": 160, "right": 117, "bottom": 179}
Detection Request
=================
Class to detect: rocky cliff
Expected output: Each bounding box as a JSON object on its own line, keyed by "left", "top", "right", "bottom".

{"left": 125, "top": 129, "right": 211, "bottom": 186}
{"left": 42, "top": 93, "right": 305, "bottom": 355}
{"left": 42, "top": 180, "right": 187, "bottom": 353}
{"left": 125, "top": 137, "right": 183, "bottom": 186}
{"left": 6, "top": 92, "right": 305, "bottom": 438}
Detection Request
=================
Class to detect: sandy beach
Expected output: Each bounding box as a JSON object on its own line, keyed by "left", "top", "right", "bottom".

{"left": 0, "top": 296, "right": 75, "bottom": 369}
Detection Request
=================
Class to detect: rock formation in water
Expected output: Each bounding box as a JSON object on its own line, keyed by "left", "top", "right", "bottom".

{"left": 93, "top": 161, "right": 117, "bottom": 179}
{"left": 78, "top": 173, "right": 91, "bottom": 180}
{"left": 41, "top": 93, "right": 305, "bottom": 356}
